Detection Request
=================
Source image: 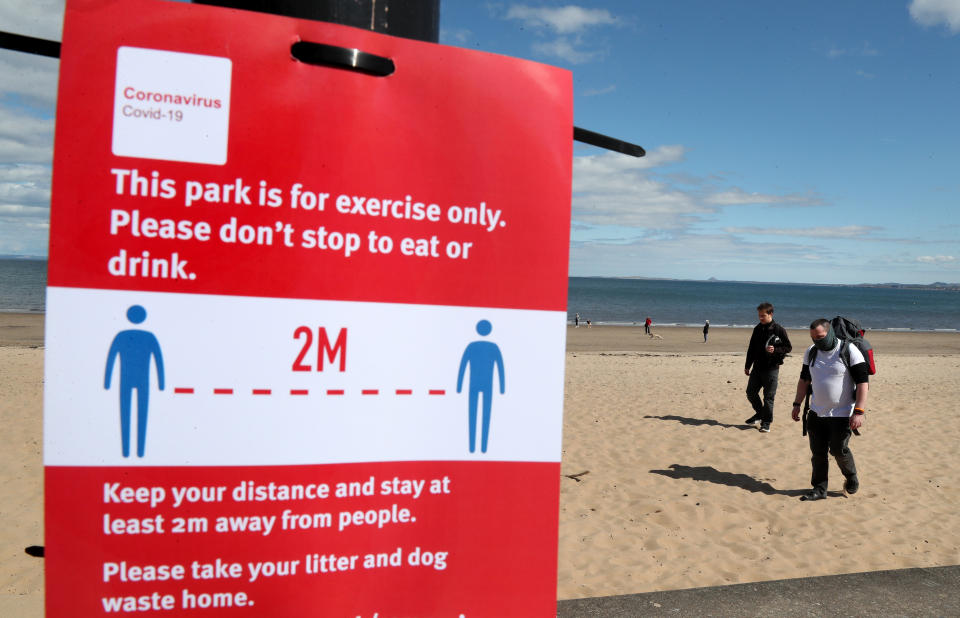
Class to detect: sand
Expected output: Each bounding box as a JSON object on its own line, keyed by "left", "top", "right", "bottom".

{"left": 0, "top": 314, "right": 44, "bottom": 615}
{"left": 559, "top": 325, "right": 960, "bottom": 598}
{"left": 2, "top": 315, "right": 958, "bottom": 613}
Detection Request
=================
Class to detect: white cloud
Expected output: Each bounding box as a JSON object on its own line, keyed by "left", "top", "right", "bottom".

{"left": 575, "top": 144, "right": 686, "bottom": 175}
{"left": 0, "top": 177, "right": 50, "bottom": 205}
{"left": 0, "top": 108, "right": 55, "bottom": 164}
{"left": 0, "top": 162, "right": 51, "bottom": 255}
{"left": 505, "top": 5, "right": 618, "bottom": 34}
{"left": 440, "top": 28, "right": 473, "bottom": 45}
{"left": 910, "top": 0, "right": 960, "bottom": 33}
{"left": 0, "top": 180, "right": 50, "bottom": 207}
{"left": 0, "top": 218, "right": 48, "bottom": 254}
{"left": 0, "top": 2, "right": 63, "bottom": 256}
{"left": 707, "top": 188, "right": 825, "bottom": 207}
{"left": 0, "top": 0, "right": 65, "bottom": 40}
{"left": 0, "top": 162, "right": 49, "bottom": 183}
{"left": 0, "top": 50, "right": 60, "bottom": 107}
{"left": 826, "top": 41, "right": 879, "bottom": 58}
{"left": 0, "top": 204, "right": 49, "bottom": 216}
{"left": 532, "top": 37, "right": 600, "bottom": 64}
{"left": 0, "top": 54, "right": 59, "bottom": 171}
{"left": 571, "top": 146, "right": 834, "bottom": 231}
{"left": 582, "top": 84, "right": 616, "bottom": 97}
{"left": 504, "top": 4, "right": 619, "bottom": 64}
{"left": 724, "top": 225, "right": 880, "bottom": 238}
{"left": 569, "top": 232, "right": 958, "bottom": 284}
{"left": 568, "top": 232, "right": 845, "bottom": 281}
{"left": 572, "top": 146, "right": 700, "bottom": 227}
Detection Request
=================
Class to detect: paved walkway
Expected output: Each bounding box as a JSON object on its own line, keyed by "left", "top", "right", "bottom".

{"left": 557, "top": 565, "right": 959, "bottom": 617}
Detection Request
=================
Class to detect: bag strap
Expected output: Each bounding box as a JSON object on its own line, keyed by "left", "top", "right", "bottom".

{"left": 809, "top": 341, "right": 852, "bottom": 368}
{"left": 838, "top": 340, "right": 852, "bottom": 368}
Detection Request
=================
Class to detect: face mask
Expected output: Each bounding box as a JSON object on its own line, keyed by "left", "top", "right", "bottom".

{"left": 813, "top": 326, "right": 837, "bottom": 351}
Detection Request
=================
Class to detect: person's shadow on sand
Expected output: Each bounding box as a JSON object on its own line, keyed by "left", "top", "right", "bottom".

{"left": 644, "top": 414, "right": 755, "bottom": 431}
{"left": 648, "top": 464, "right": 841, "bottom": 497}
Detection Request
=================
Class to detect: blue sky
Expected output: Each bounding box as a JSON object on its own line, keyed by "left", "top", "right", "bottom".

{"left": 1, "top": 1, "right": 958, "bottom": 284}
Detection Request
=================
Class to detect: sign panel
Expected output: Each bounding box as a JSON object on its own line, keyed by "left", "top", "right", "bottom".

{"left": 45, "top": 0, "right": 572, "bottom": 615}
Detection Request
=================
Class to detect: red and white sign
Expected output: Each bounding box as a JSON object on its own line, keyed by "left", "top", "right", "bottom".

{"left": 45, "top": 0, "right": 572, "bottom": 616}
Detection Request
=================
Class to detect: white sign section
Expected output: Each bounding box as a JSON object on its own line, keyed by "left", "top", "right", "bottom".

{"left": 44, "top": 287, "right": 566, "bottom": 466}
{"left": 112, "top": 46, "right": 232, "bottom": 165}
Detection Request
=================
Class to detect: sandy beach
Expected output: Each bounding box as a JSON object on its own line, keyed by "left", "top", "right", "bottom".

{"left": 2, "top": 315, "right": 958, "bottom": 613}
{"left": 0, "top": 314, "right": 44, "bottom": 616}
{"left": 559, "top": 324, "right": 960, "bottom": 598}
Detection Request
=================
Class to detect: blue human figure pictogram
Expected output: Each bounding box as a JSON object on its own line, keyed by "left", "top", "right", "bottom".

{"left": 456, "top": 320, "right": 505, "bottom": 453}
{"left": 104, "top": 305, "right": 165, "bottom": 457}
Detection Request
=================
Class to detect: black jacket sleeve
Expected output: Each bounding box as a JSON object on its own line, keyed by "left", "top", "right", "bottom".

{"left": 745, "top": 326, "right": 761, "bottom": 371}
{"left": 850, "top": 362, "right": 870, "bottom": 384}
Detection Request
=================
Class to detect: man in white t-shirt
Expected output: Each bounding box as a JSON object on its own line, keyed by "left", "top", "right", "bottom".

{"left": 790, "top": 318, "right": 869, "bottom": 501}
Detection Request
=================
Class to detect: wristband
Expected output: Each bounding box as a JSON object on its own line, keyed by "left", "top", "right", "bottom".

{"left": 853, "top": 408, "right": 865, "bottom": 415}
{"left": 792, "top": 402, "right": 802, "bottom": 407}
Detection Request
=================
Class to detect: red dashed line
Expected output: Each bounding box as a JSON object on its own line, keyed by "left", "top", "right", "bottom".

{"left": 171, "top": 387, "right": 447, "bottom": 396}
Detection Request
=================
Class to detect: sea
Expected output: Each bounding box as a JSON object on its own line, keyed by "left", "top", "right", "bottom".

{"left": 569, "top": 277, "right": 959, "bottom": 332}
{"left": 0, "top": 259, "right": 46, "bottom": 313}
{"left": 1, "top": 260, "right": 957, "bottom": 331}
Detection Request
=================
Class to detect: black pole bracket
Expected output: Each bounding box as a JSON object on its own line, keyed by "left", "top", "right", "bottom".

{"left": 291, "top": 40, "right": 394, "bottom": 76}
{"left": 0, "top": 31, "right": 60, "bottom": 58}
{"left": 574, "top": 126, "right": 645, "bottom": 157}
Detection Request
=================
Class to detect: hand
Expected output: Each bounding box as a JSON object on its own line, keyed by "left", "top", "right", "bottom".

{"left": 791, "top": 406, "right": 801, "bottom": 422}
{"left": 850, "top": 413, "right": 864, "bottom": 431}
{"left": 765, "top": 345, "right": 775, "bottom": 354}
{"left": 744, "top": 368, "right": 751, "bottom": 376}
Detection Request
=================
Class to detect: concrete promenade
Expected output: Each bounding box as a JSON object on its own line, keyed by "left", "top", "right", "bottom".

{"left": 557, "top": 565, "right": 959, "bottom": 617}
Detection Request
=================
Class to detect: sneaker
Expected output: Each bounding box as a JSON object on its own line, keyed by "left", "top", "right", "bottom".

{"left": 759, "top": 423, "right": 771, "bottom": 433}
{"left": 744, "top": 415, "right": 761, "bottom": 425}
{"left": 844, "top": 476, "right": 859, "bottom": 495}
{"left": 800, "top": 489, "right": 827, "bottom": 501}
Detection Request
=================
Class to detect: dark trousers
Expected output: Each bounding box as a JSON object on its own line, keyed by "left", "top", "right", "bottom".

{"left": 745, "top": 366, "right": 778, "bottom": 424}
{"left": 807, "top": 414, "right": 857, "bottom": 492}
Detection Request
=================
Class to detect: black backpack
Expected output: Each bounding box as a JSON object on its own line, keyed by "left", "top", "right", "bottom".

{"left": 807, "top": 316, "right": 876, "bottom": 375}
{"left": 802, "top": 316, "right": 874, "bottom": 437}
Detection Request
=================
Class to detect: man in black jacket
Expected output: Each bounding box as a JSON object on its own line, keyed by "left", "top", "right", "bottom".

{"left": 744, "top": 302, "right": 792, "bottom": 432}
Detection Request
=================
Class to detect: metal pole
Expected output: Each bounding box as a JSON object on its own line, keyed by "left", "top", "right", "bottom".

{"left": 192, "top": 0, "right": 440, "bottom": 43}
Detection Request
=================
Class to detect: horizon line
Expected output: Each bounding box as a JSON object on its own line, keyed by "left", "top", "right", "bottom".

{"left": 2, "top": 256, "right": 955, "bottom": 289}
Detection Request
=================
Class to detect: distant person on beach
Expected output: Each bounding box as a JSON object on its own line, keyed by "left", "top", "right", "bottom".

{"left": 703, "top": 320, "right": 710, "bottom": 343}
{"left": 644, "top": 317, "right": 652, "bottom": 335}
{"left": 791, "top": 318, "right": 869, "bottom": 501}
{"left": 744, "top": 302, "right": 792, "bottom": 433}
{"left": 575, "top": 313, "right": 580, "bottom": 328}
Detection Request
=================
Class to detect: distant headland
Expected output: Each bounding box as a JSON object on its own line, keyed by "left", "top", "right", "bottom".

{"left": 608, "top": 275, "right": 960, "bottom": 291}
